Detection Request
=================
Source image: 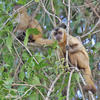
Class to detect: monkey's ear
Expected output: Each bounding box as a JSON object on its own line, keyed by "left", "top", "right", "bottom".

{"left": 59, "top": 23, "right": 66, "bottom": 29}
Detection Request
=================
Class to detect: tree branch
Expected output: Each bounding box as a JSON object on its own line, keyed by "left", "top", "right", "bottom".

{"left": 45, "top": 72, "right": 63, "bottom": 100}
{"left": 10, "top": 32, "right": 39, "bottom": 65}
{"left": 40, "top": 0, "right": 61, "bottom": 23}
{"left": 66, "top": 69, "right": 75, "bottom": 100}
{"left": 81, "top": 19, "right": 100, "bottom": 38}
{"left": 66, "top": 0, "right": 71, "bottom": 69}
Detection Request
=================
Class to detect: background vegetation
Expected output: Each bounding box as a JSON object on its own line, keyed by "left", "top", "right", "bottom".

{"left": 0, "top": 0, "right": 100, "bottom": 100}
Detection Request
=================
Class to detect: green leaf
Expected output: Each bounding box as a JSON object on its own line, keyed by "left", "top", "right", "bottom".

{"left": 24, "top": 28, "right": 40, "bottom": 46}
{"left": 0, "top": 80, "right": 4, "bottom": 85}
{"left": 19, "top": 71, "right": 25, "bottom": 81}
{"left": 30, "top": 92, "right": 39, "bottom": 100}
{"left": 35, "top": 53, "right": 44, "bottom": 62}
{"left": 35, "top": 0, "right": 40, "bottom": 2}
{"left": 39, "top": 60, "right": 48, "bottom": 68}
{"left": 6, "top": 35, "right": 13, "bottom": 52}
{"left": 26, "top": 28, "right": 40, "bottom": 35}
{"left": 95, "top": 42, "right": 100, "bottom": 48}
{"left": 22, "top": 51, "right": 30, "bottom": 61}
{"left": 77, "top": 27, "right": 82, "bottom": 33}
{"left": 74, "top": 73, "right": 80, "bottom": 82}
{"left": 17, "top": 86, "right": 26, "bottom": 96}
{"left": 31, "top": 75, "right": 40, "bottom": 85}
{"left": 3, "top": 48, "right": 14, "bottom": 67}
{"left": 89, "top": 54, "right": 94, "bottom": 69}
{"left": 4, "top": 78, "right": 13, "bottom": 89}
{"left": 17, "top": 0, "right": 27, "bottom": 5}
{"left": 36, "top": 73, "right": 49, "bottom": 83}
{"left": 50, "top": 41, "right": 58, "bottom": 49}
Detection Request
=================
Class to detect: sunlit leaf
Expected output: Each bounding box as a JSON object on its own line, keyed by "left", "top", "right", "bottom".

{"left": 17, "top": 0, "right": 27, "bottom": 5}
{"left": 19, "top": 71, "right": 25, "bottom": 81}
{"left": 35, "top": 0, "right": 40, "bottom": 2}
{"left": 95, "top": 42, "right": 100, "bottom": 48}
{"left": 31, "top": 75, "right": 40, "bottom": 85}
{"left": 24, "top": 28, "right": 40, "bottom": 46}
{"left": 6, "top": 35, "right": 13, "bottom": 52}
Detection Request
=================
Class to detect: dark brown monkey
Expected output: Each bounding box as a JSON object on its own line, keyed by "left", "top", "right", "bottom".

{"left": 13, "top": 5, "right": 53, "bottom": 45}
{"left": 51, "top": 24, "right": 96, "bottom": 93}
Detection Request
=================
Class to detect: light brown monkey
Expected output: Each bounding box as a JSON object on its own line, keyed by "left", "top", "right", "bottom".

{"left": 51, "top": 23, "right": 96, "bottom": 93}
{"left": 13, "top": 5, "right": 53, "bottom": 45}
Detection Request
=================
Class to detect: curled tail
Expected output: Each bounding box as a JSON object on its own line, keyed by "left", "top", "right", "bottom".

{"left": 83, "top": 67, "right": 96, "bottom": 93}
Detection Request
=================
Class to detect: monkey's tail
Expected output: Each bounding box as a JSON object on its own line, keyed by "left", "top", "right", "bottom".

{"left": 83, "top": 67, "right": 96, "bottom": 94}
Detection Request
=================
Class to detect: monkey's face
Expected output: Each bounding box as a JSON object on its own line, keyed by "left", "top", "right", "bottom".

{"left": 51, "top": 27, "right": 66, "bottom": 43}
{"left": 13, "top": 6, "right": 27, "bottom": 23}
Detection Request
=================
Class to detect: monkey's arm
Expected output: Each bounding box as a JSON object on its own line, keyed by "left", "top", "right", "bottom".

{"left": 67, "top": 43, "right": 83, "bottom": 54}
{"left": 68, "top": 36, "right": 83, "bottom": 53}
{"left": 35, "top": 38, "right": 54, "bottom": 45}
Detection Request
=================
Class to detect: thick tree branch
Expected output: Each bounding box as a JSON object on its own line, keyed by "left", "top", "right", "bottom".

{"left": 66, "top": 0, "right": 71, "bottom": 70}
{"left": 66, "top": 69, "right": 75, "bottom": 100}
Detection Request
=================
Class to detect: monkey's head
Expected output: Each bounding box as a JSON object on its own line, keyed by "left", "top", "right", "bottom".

{"left": 13, "top": 5, "right": 27, "bottom": 24}
{"left": 13, "top": 5, "right": 27, "bottom": 14}
{"left": 51, "top": 23, "right": 67, "bottom": 43}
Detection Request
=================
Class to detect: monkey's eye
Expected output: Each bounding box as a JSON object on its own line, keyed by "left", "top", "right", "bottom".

{"left": 54, "top": 32, "right": 57, "bottom": 36}
{"left": 59, "top": 32, "right": 62, "bottom": 35}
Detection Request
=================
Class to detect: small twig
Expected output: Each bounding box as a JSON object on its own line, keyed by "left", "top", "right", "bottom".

{"left": 67, "top": 65, "right": 95, "bottom": 100}
{"left": 81, "top": 19, "right": 100, "bottom": 38}
{"left": 42, "top": 70, "right": 53, "bottom": 83}
{"left": 78, "top": 82, "right": 85, "bottom": 100}
{"left": 12, "top": 83, "right": 49, "bottom": 90}
{"left": 14, "top": 61, "right": 21, "bottom": 81}
{"left": 13, "top": 44, "right": 24, "bottom": 80}
{"left": 15, "top": 85, "right": 45, "bottom": 100}
{"left": 51, "top": 0, "right": 56, "bottom": 27}
{"left": 63, "top": 0, "right": 96, "bottom": 8}
{"left": 13, "top": 44, "right": 24, "bottom": 64}
{"left": 16, "top": 86, "right": 34, "bottom": 100}
{"left": 92, "top": 29, "right": 100, "bottom": 34}
{"left": 32, "top": 3, "right": 40, "bottom": 19}
{"left": 62, "top": 73, "right": 66, "bottom": 86}
{"left": 10, "top": 32, "right": 39, "bottom": 65}
{"left": 45, "top": 72, "right": 63, "bottom": 100}
{"left": 5, "top": 94, "right": 18, "bottom": 99}
{"left": 76, "top": 68, "right": 95, "bottom": 100}
{"left": 48, "top": 14, "right": 56, "bottom": 27}
{"left": 40, "top": 0, "right": 61, "bottom": 23}
{"left": 34, "top": 86, "right": 45, "bottom": 100}
{"left": 66, "top": 69, "right": 75, "bottom": 100}
{"left": 86, "top": 0, "right": 100, "bottom": 18}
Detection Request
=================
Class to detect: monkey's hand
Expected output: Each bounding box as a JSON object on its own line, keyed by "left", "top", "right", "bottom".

{"left": 66, "top": 45, "right": 76, "bottom": 53}
{"left": 66, "top": 45, "right": 70, "bottom": 50}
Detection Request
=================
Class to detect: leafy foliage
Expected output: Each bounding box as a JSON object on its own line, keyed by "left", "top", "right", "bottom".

{"left": 0, "top": 0, "right": 100, "bottom": 99}
{"left": 24, "top": 28, "right": 40, "bottom": 46}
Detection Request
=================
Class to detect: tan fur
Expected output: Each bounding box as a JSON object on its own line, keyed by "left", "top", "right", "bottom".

{"left": 51, "top": 27, "right": 96, "bottom": 93}
{"left": 14, "top": 5, "right": 53, "bottom": 45}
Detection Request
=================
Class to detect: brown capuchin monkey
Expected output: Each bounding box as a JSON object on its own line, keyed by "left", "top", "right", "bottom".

{"left": 51, "top": 23, "right": 96, "bottom": 93}
{"left": 13, "top": 5, "right": 53, "bottom": 45}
